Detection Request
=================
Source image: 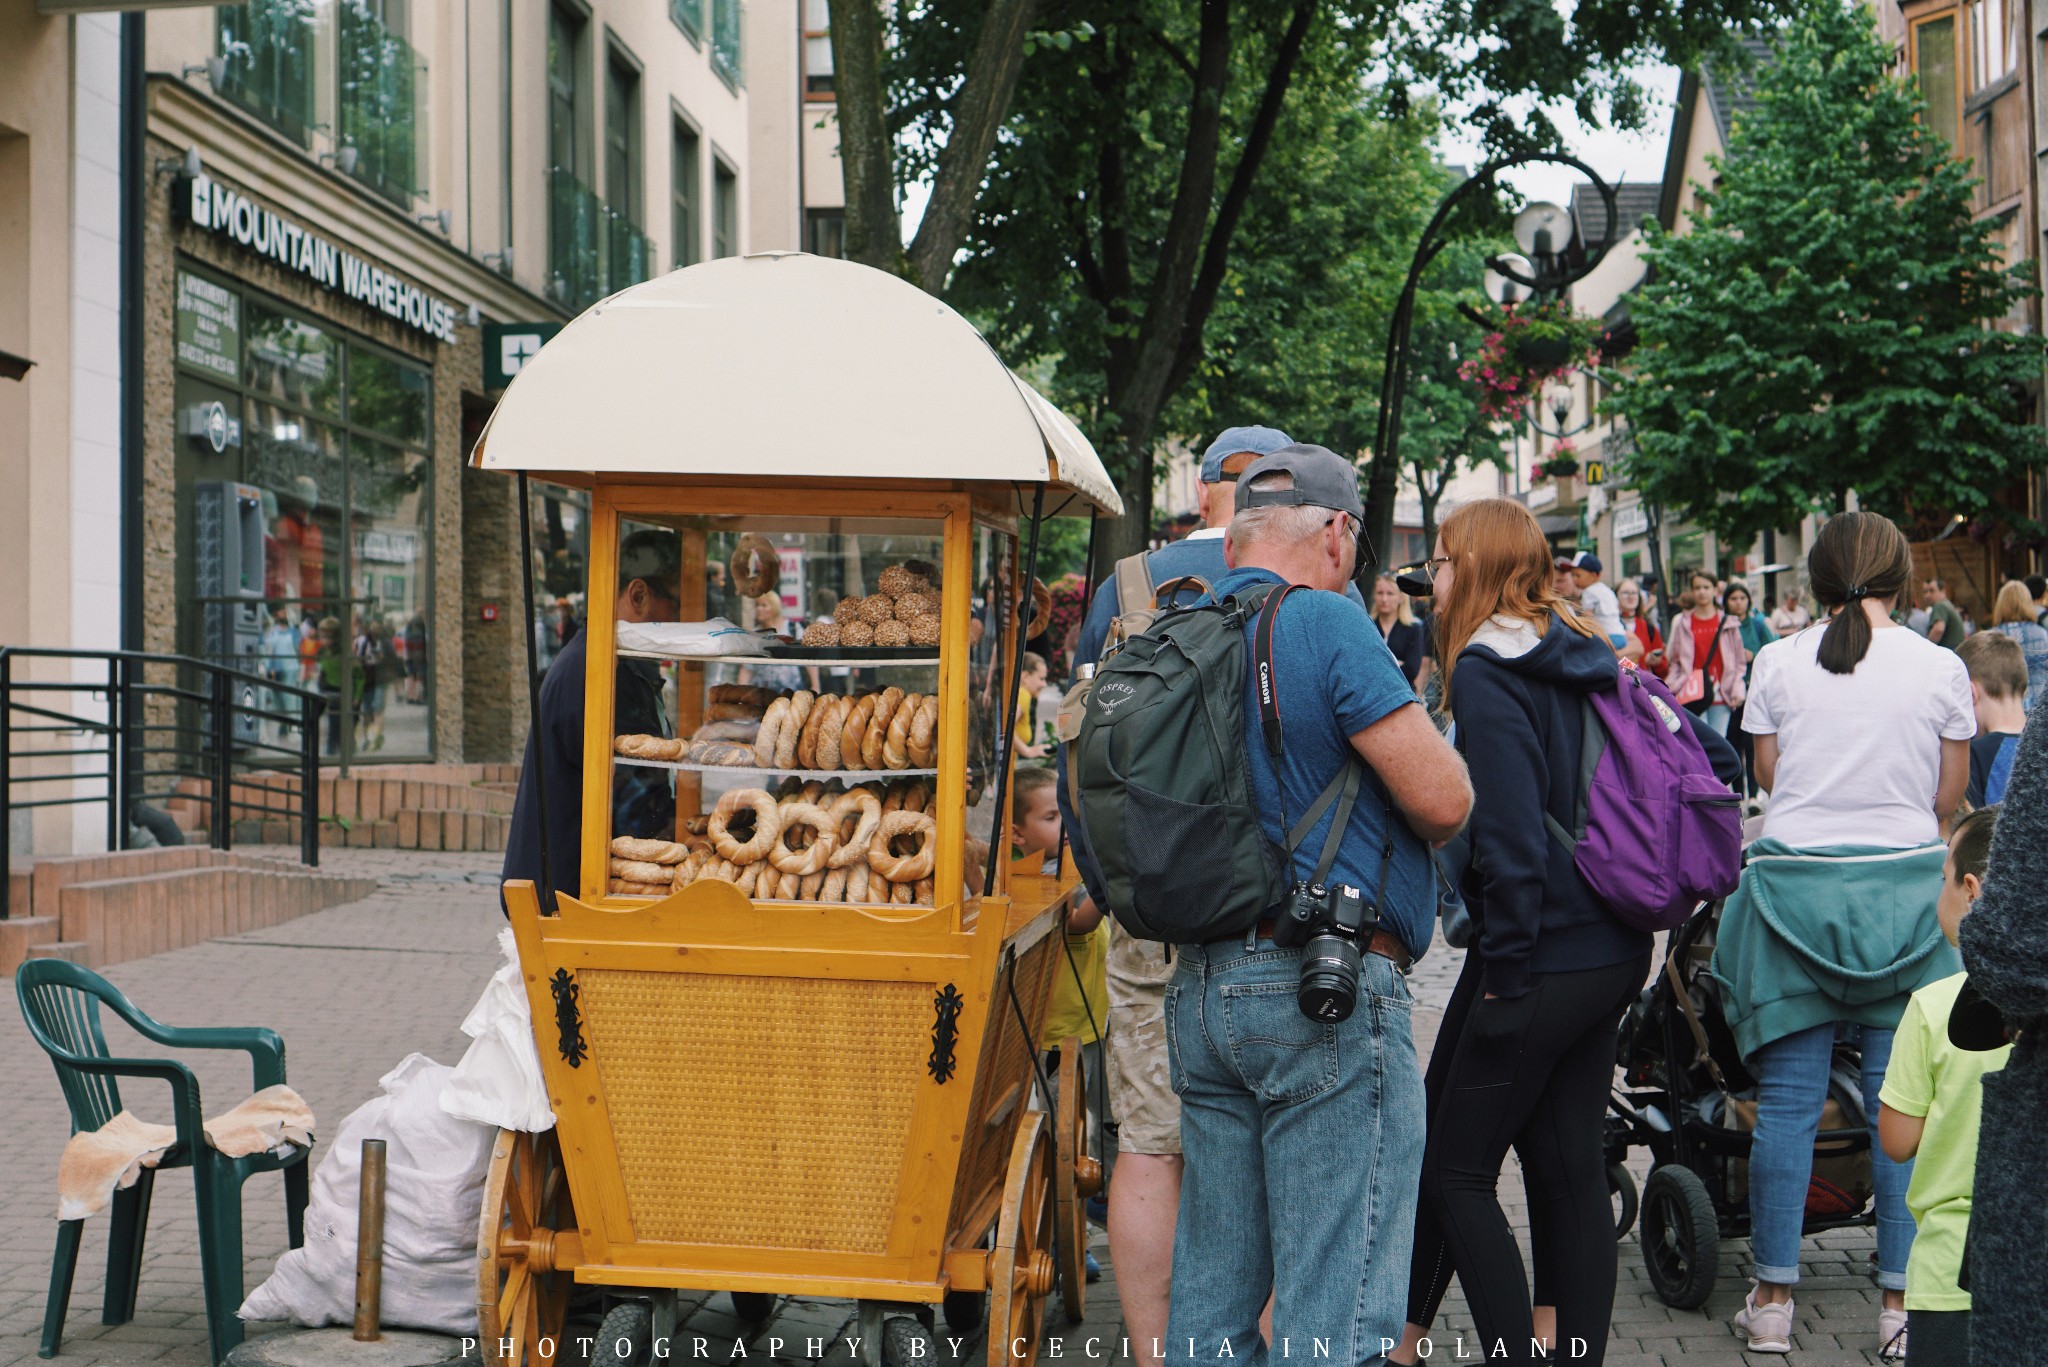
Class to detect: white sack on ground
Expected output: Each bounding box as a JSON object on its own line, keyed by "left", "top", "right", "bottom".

{"left": 440, "top": 928, "right": 556, "bottom": 1133}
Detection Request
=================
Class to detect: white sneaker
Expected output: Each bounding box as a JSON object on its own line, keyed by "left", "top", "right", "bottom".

{"left": 1878, "top": 1306, "right": 1908, "bottom": 1361}
{"left": 1733, "top": 1284, "right": 1794, "bottom": 1353}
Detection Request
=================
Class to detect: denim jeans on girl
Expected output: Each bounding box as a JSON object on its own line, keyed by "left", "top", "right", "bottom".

{"left": 1163, "top": 936, "right": 1425, "bottom": 1367}
{"left": 1748, "top": 1021, "right": 1914, "bottom": 1289}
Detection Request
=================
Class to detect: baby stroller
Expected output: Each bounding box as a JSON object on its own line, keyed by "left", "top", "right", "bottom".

{"left": 1604, "top": 897, "right": 1876, "bottom": 1309}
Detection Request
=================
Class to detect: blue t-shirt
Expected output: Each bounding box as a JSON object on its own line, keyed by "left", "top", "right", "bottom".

{"left": 1213, "top": 567, "right": 1434, "bottom": 958}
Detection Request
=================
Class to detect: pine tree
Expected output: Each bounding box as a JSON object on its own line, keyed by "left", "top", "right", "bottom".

{"left": 1609, "top": 0, "right": 2047, "bottom": 545}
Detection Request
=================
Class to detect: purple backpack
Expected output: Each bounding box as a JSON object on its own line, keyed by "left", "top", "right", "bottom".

{"left": 1547, "top": 662, "right": 1743, "bottom": 931}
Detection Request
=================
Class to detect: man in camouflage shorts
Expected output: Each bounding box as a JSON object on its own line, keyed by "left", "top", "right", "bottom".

{"left": 1059, "top": 426, "right": 1302, "bottom": 1367}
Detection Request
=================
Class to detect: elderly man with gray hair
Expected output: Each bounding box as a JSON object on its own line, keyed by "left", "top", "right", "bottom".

{"left": 1164, "top": 444, "right": 1471, "bottom": 1367}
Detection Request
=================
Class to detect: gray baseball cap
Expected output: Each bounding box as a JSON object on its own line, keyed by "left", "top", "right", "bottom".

{"left": 1234, "top": 444, "right": 1365, "bottom": 521}
{"left": 1201, "top": 425, "right": 1294, "bottom": 482}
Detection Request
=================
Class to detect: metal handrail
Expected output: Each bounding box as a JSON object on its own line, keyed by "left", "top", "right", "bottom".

{"left": 0, "top": 646, "right": 325, "bottom": 916}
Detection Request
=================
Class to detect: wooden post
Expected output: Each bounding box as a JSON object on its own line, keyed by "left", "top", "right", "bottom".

{"left": 353, "top": 1139, "right": 387, "bottom": 1341}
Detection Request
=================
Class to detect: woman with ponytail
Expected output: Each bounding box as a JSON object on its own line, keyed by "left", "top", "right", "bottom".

{"left": 1710, "top": 512, "right": 1974, "bottom": 1360}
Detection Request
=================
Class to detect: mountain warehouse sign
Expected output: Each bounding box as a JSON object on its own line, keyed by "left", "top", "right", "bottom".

{"left": 177, "top": 172, "right": 457, "bottom": 344}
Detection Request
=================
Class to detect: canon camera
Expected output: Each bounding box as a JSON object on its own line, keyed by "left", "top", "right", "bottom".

{"left": 1271, "top": 880, "right": 1378, "bottom": 1022}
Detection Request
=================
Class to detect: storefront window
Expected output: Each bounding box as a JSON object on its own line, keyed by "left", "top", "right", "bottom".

{"left": 172, "top": 264, "right": 435, "bottom": 765}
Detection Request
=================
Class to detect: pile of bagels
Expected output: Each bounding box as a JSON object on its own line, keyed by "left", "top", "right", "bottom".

{"left": 616, "top": 684, "right": 938, "bottom": 772}
{"left": 607, "top": 777, "right": 938, "bottom": 904}
{"left": 800, "top": 562, "right": 942, "bottom": 649}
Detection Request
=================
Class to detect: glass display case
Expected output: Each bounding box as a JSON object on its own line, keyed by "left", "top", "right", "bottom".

{"left": 586, "top": 509, "right": 988, "bottom": 909}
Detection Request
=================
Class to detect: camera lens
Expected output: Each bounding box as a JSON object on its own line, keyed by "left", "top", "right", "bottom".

{"left": 1297, "top": 931, "right": 1362, "bottom": 1022}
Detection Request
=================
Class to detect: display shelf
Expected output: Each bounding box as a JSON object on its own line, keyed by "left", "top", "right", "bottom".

{"left": 617, "top": 649, "right": 941, "bottom": 667}
{"left": 614, "top": 757, "right": 939, "bottom": 781}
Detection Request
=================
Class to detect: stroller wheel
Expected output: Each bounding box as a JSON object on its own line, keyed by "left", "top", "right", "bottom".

{"left": 1641, "top": 1165, "right": 1720, "bottom": 1309}
{"left": 1609, "top": 1162, "right": 1639, "bottom": 1241}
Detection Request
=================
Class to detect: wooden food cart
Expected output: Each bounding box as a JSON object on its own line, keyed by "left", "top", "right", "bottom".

{"left": 469, "top": 253, "right": 1120, "bottom": 1367}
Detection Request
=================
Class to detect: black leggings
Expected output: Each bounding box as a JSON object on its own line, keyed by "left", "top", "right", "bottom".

{"left": 1405, "top": 950, "right": 1649, "bottom": 1366}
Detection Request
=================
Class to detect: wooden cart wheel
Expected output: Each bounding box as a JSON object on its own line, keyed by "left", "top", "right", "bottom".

{"left": 1053, "top": 1038, "right": 1102, "bottom": 1322}
{"left": 478, "top": 1127, "right": 575, "bottom": 1367}
{"left": 990, "top": 1110, "right": 1057, "bottom": 1367}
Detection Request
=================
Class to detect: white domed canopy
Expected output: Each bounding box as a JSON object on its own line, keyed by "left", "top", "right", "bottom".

{"left": 471, "top": 252, "right": 1121, "bottom": 516}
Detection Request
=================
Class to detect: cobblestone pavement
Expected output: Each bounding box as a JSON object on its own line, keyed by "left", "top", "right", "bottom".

{"left": 0, "top": 854, "right": 1889, "bottom": 1367}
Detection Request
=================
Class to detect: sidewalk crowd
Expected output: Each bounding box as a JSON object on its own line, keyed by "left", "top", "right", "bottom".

{"left": 1040, "top": 425, "right": 2048, "bottom": 1367}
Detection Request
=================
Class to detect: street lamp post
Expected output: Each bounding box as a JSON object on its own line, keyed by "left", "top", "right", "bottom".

{"left": 1366, "top": 152, "right": 1619, "bottom": 570}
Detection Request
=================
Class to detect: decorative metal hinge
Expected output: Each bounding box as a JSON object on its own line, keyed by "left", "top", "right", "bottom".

{"left": 929, "top": 983, "right": 964, "bottom": 1084}
{"left": 550, "top": 968, "right": 587, "bottom": 1068}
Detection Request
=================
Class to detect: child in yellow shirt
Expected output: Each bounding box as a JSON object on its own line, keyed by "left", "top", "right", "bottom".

{"left": 1013, "top": 765, "right": 1107, "bottom": 1281}
{"left": 1878, "top": 805, "right": 2012, "bottom": 1366}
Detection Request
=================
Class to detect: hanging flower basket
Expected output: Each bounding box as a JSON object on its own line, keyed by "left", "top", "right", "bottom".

{"left": 1460, "top": 300, "right": 1605, "bottom": 424}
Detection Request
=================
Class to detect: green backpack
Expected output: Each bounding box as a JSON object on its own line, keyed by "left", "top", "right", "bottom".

{"left": 1069, "top": 581, "right": 1355, "bottom": 943}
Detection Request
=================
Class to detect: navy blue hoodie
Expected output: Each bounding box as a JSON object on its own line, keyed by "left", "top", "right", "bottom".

{"left": 1452, "top": 613, "right": 1740, "bottom": 997}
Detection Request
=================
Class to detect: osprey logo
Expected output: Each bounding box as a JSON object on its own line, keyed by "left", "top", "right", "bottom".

{"left": 1094, "top": 679, "right": 1139, "bottom": 713}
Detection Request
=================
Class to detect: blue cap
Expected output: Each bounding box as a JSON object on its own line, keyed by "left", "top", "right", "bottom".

{"left": 1201, "top": 425, "right": 1294, "bottom": 483}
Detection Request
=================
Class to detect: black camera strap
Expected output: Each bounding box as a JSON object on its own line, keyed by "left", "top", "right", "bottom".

{"left": 1252, "top": 584, "right": 1369, "bottom": 893}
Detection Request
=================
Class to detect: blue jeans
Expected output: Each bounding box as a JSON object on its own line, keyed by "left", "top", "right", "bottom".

{"left": 1748, "top": 1021, "right": 1914, "bottom": 1290}
{"left": 1164, "top": 936, "right": 1425, "bottom": 1367}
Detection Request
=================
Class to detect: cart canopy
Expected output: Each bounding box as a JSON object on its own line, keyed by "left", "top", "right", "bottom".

{"left": 471, "top": 253, "right": 1122, "bottom": 516}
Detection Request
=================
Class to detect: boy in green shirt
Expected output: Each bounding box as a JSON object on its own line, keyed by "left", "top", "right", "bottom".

{"left": 1879, "top": 805, "right": 2012, "bottom": 1365}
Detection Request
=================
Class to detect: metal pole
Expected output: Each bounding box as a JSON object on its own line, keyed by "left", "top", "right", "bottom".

{"left": 352, "top": 1138, "right": 387, "bottom": 1341}
{"left": 105, "top": 659, "right": 120, "bottom": 854}
{"left": 984, "top": 487, "right": 1047, "bottom": 897}
{"left": 516, "top": 472, "right": 555, "bottom": 910}
{"left": 212, "top": 672, "right": 231, "bottom": 852}
{"left": 301, "top": 693, "right": 322, "bottom": 868}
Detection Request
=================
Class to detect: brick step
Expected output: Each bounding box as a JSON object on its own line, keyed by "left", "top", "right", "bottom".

{"left": 27, "top": 941, "right": 87, "bottom": 963}
{"left": 0, "top": 915, "right": 60, "bottom": 976}
{"left": 57, "top": 864, "right": 379, "bottom": 968}
{"left": 395, "top": 808, "right": 510, "bottom": 853}
{"left": 315, "top": 819, "right": 400, "bottom": 850}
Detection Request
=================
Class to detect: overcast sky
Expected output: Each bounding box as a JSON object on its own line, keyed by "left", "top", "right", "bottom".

{"left": 1437, "top": 63, "right": 1685, "bottom": 206}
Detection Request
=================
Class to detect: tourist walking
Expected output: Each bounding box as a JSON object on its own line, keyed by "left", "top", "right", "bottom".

{"left": 1664, "top": 568, "right": 1745, "bottom": 734}
{"left": 1722, "top": 584, "right": 1778, "bottom": 798}
{"left": 1711, "top": 511, "right": 1970, "bottom": 1359}
{"left": 1166, "top": 445, "right": 1469, "bottom": 1367}
{"left": 1770, "top": 589, "right": 1812, "bottom": 636}
{"left": 1991, "top": 579, "right": 2048, "bottom": 709}
{"left": 1616, "top": 577, "right": 1663, "bottom": 670}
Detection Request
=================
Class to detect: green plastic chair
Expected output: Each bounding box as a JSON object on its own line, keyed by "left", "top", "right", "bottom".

{"left": 16, "top": 958, "right": 310, "bottom": 1365}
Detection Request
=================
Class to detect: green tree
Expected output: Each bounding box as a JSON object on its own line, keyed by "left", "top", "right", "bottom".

{"left": 1609, "top": 0, "right": 2048, "bottom": 546}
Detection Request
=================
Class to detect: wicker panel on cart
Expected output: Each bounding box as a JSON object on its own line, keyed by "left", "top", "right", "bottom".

{"left": 578, "top": 969, "right": 929, "bottom": 1252}
{"left": 946, "top": 933, "right": 1059, "bottom": 1239}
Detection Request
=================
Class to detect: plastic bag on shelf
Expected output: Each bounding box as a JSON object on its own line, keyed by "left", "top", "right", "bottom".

{"left": 239, "top": 1054, "right": 496, "bottom": 1335}
{"left": 440, "top": 928, "right": 557, "bottom": 1133}
{"left": 616, "top": 617, "right": 767, "bottom": 656}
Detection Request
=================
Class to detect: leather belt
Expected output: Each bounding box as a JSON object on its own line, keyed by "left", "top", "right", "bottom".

{"left": 1237, "top": 918, "right": 1414, "bottom": 974}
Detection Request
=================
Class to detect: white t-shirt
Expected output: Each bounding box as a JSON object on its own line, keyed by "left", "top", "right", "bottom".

{"left": 1743, "top": 624, "right": 1975, "bottom": 849}
{"left": 1579, "top": 579, "right": 1624, "bottom": 640}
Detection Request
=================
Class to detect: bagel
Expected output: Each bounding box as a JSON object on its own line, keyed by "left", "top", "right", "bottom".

{"left": 821, "top": 868, "right": 848, "bottom": 903}
{"left": 754, "top": 697, "right": 793, "bottom": 768}
{"left": 690, "top": 719, "right": 761, "bottom": 744}
{"left": 869, "top": 868, "right": 892, "bottom": 903}
{"left": 797, "top": 693, "right": 831, "bottom": 769}
{"left": 914, "top": 877, "right": 935, "bottom": 906}
{"left": 734, "top": 861, "right": 763, "bottom": 897}
{"left": 799, "top": 871, "right": 825, "bottom": 901}
{"left": 867, "top": 688, "right": 905, "bottom": 765}
{"left": 610, "top": 879, "right": 672, "bottom": 898}
{"left": 674, "top": 850, "right": 710, "bottom": 889}
{"left": 1026, "top": 578, "right": 1053, "bottom": 638}
{"left": 687, "top": 739, "right": 757, "bottom": 767}
{"left": 755, "top": 867, "right": 782, "bottom": 899}
{"left": 776, "top": 691, "right": 816, "bottom": 768}
{"left": 616, "top": 734, "right": 683, "bottom": 761}
{"left": 704, "top": 701, "right": 766, "bottom": 723}
{"left": 611, "top": 858, "right": 672, "bottom": 885}
{"left": 907, "top": 697, "right": 938, "bottom": 768}
{"left": 709, "top": 788, "right": 781, "bottom": 864}
{"left": 731, "top": 533, "right": 780, "bottom": 597}
{"left": 816, "top": 696, "right": 849, "bottom": 770}
{"left": 841, "top": 694, "right": 875, "bottom": 771}
{"left": 884, "top": 694, "right": 917, "bottom": 770}
{"left": 770, "top": 802, "right": 839, "bottom": 876}
{"left": 611, "top": 836, "right": 686, "bottom": 864}
{"left": 828, "top": 789, "right": 883, "bottom": 868}
{"left": 869, "top": 810, "right": 936, "bottom": 882}
{"left": 892, "top": 881, "right": 915, "bottom": 905}
{"left": 903, "top": 780, "right": 929, "bottom": 815}
{"left": 710, "top": 684, "right": 777, "bottom": 709}
{"left": 846, "top": 863, "right": 870, "bottom": 904}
